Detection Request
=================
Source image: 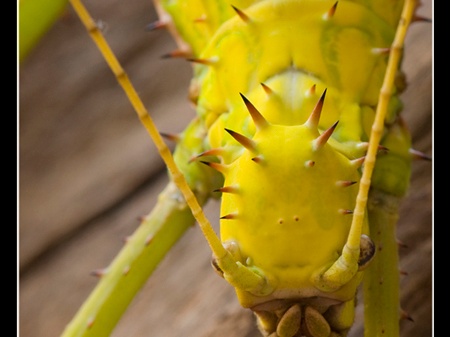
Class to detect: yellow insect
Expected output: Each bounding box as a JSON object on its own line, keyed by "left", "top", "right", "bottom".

{"left": 18, "top": 0, "right": 432, "bottom": 335}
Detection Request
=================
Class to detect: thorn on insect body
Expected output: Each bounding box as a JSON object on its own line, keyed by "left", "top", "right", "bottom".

{"left": 251, "top": 155, "right": 264, "bottom": 164}
{"left": 306, "top": 84, "right": 316, "bottom": 96}
{"left": 412, "top": 14, "right": 432, "bottom": 23}
{"left": 409, "top": 148, "right": 432, "bottom": 161}
{"left": 400, "top": 269, "right": 409, "bottom": 276}
{"left": 338, "top": 209, "right": 354, "bottom": 215}
{"left": 231, "top": 5, "right": 251, "bottom": 23}
{"left": 145, "top": 20, "right": 167, "bottom": 31}
{"left": 323, "top": 1, "right": 338, "bottom": 20}
{"left": 305, "top": 160, "right": 315, "bottom": 168}
{"left": 306, "top": 88, "right": 327, "bottom": 128}
{"left": 350, "top": 156, "right": 365, "bottom": 168}
{"left": 123, "top": 266, "right": 131, "bottom": 276}
{"left": 160, "top": 132, "right": 180, "bottom": 143}
{"left": 122, "top": 235, "right": 131, "bottom": 243}
{"left": 189, "top": 148, "right": 225, "bottom": 163}
{"left": 377, "top": 144, "right": 389, "bottom": 153}
{"left": 396, "top": 239, "right": 409, "bottom": 249}
{"left": 186, "top": 57, "right": 217, "bottom": 65}
{"left": 200, "top": 161, "right": 229, "bottom": 174}
{"left": 240, "top": 93, "right": 269, "bottom": 130}
{"left": 214, "top": 185, "right": 239, "bottom": 194}
{"left": 90, "top": 268, "right": 107, "bottom": 278}
{"left": 312, "top": 120, "right": 338, "bottom": 151}
{"left": 401, "top": 310, "right": 414, "bottom": 322}
{"left": 220, "top": 213, "right": 238, "bottom": 220}
{"left": 225, "top": 128, "right": 257, "bottom": 153}
{"left": 161, "top": 49, "right": 190, "bottom": 59}
{"left": 371, "top": 47, "right": 391, "bottom": 55}
{"left": 336, "top": 180, "right": 357, "bottom": 187}
{"left": 261, "top": 82, "right": 274, "bottom": 96}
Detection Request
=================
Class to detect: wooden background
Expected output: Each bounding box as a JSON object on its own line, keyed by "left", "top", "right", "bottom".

{"left": 19, "top": 1, "right": 432, "bottom": 336}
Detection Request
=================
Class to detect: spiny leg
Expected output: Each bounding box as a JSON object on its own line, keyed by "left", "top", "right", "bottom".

{"left": 64, "top": 1, "right": 269, "bottom": 335}
{"left": 312, "top": 0, "right": 418, "bottom": 298}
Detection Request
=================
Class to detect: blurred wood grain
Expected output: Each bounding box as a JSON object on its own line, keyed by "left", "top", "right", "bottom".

{"left": 19, "top": 1, "right": 432, "bottom": 336}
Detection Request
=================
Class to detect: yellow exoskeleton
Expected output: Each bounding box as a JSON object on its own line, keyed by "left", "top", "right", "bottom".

{"left": 21, "top": 0, "right": 431, "bottom": 336}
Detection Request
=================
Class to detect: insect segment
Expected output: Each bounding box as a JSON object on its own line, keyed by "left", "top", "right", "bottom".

{"left": 65, "top": 0, "right": 423, "bottom": 336}
{"left": 154, "top": 0, "right": 416, "bottom": 336}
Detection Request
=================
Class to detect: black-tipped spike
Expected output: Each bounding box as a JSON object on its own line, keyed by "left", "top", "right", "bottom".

{"left": 350, "top": 156, "right": 365, "bottom": 168}
{"left": 231, "top": 5, "right": 251, "bottom": 22}
{"left": 306, "top": 84, "right": 316, "bottom": 96}
{"left": 323, "top": 1, "right": 338, "bottom": 19}
{"left": 261, "top": 82, "right": 274, "bottom": 96}
{"left": 251, "top": 155, "right": 264, "bottom": 163}
{"left": 409, "top": 148, "right": 432, "bottom": 161}
{"left": 412, "top": 14, "right": 432, "bottom": 23}
{"left": 161, "top": 49, "right": 190, "bottom": 59}
{"left": 189, "top": 148, "right": 225, "bottom": 163}
{"left": 305, "top": 160, "right": 315, "bottom": 168}
{"left": 400, "top": 310, "right": 414, "bottom": 322}
{"left": 339, "top": 209, "right": 354, "bottom": 215}
{"left": 225, "top": 128, "right": 257, "bottom": 152}
{"left": 220, "top": 213, "right": 238, "bottom": 220}
{"left": 186, "top": 57, "right": 216, "bottom": 65}
{"left": 312, "top": 120, "right": 338, "bottom": 151}
{"left": 160, "top": 132, "right": 180, "bottom": 143}
{"left": 145, "top": 20, "right": 166, "bottom": 31}
{"left": 90, "top": 268, "right": 107, "bottom": 278}
{"left": 239, "top": 93, "right": 269, "bottom": 129}
{"left": 214, "top": 186, "right": 239, "bottom": 194}
{"left": 306, "top": 88, "right": 327, "bottom": 128}
{"left": 336, "top": 180, "right": 357, "bottom": 187}
{"left": 200, "top": 161, "right": 228, "bottom": 174}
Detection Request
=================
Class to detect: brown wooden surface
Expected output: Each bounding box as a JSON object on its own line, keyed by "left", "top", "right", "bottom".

{"left": 19, "top": 1, "right": 432, "bottom": 336}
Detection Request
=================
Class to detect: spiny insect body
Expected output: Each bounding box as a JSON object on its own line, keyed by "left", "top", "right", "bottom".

{"left": 64, "top": 0, "right": 428, "bottom": 336}
{"left": 154, "top": 1, "right": 410, "bottom": 335}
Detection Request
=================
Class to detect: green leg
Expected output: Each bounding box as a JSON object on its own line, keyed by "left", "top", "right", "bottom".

{"left": 363, "top": 189, "right": 401, "bottom": 337}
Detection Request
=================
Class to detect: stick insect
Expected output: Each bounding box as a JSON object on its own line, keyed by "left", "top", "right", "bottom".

{"left": 19, "top": 0, "right": 430, "bottom": 336}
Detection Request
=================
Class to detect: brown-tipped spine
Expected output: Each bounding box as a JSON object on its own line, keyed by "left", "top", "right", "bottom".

{"left": 409, "top": 148, "right": 432, "bottom": 161}
{"left": 323, "top": 1, "right": 338, "bottom": 19}
{"left": 160, "top": 132, "right": 180, "bottom": 143}
{"left": 239, "top": 93, "right": 269, "bottom": 130}
{"left": 200, "top": 161, "right": 228, "bottom": 174}
{"left": 306, "top": 84, "right": 316, "bottom": 96}
{"left": 225, "top": 128, "right": 257, "bottom": 153}
{"left": 161, "top": 49, "right": 191, "bottom": 59}
{"left": 90, "top": 268, "right": 107, "bottom": 278}
{"left": 306, "top": 88, "right": 327, "bottom": 128}
{"left": 312, "top": 120, "right": 338, "bottom": 151}
{"left": 231, "top": 5, "right": 251, "bottom": 22}
{"left": 189, "top": 148, "right": 225, "bottom": 163}
{"left": 186, "top": 57, "right": 216, "bottom": 65}
{"left": 220, "top": 213, "right": 238, "bottom": 220}
{"left": 339, "top": 209, "right": 354, "bottom": 215}
{"left": 350, "top": 156, "right": 365, "bottom": 168}
{"left": 336, "top": 180, "right": 357, "bottom": 187}
{"left": 214, "top": 185, "right": 239, "bottom": 194}
{"left": 261, "top": 82, "right": 274, "bottom": 96}
{"left": 145, "top": 20, "right": 166, "bottom": 31}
